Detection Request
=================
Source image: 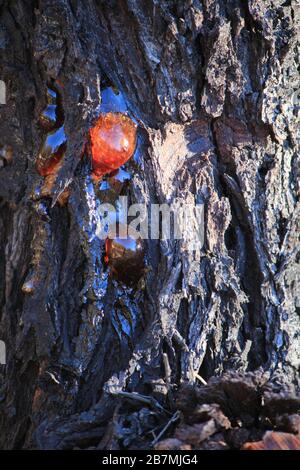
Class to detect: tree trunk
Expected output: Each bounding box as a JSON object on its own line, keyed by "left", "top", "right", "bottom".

{"left": 0, "top": 0, "right": 299, "bottom": 449}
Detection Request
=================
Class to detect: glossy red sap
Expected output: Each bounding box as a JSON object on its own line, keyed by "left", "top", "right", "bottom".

{"left": 90, "top": 112, "right": 137, "bottom": 179}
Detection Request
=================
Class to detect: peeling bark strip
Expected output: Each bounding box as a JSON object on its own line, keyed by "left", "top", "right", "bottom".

{"left": 0, "top": 0, "right": 299, "bottom": 449}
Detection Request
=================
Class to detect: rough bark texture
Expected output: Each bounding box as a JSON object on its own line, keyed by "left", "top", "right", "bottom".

{"left": 0, "top": 0, "right": 299, "bottom": 449}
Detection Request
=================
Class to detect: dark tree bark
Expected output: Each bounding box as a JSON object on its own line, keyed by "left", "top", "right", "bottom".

{"left": 0, "top": 0, "right": 299, "bottom": 449}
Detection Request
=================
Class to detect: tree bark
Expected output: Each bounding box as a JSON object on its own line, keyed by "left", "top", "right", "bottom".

{"left": 0, "top": 0, "right": 299, "bottom": 449}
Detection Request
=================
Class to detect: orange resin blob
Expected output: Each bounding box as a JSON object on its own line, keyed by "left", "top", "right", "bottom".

{"left": 90, "top": 112, "right": 137, "bottom": 179}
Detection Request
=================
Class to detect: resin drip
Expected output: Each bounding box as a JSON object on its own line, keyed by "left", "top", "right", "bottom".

{"left": 36, "top": 126, "right": 67, "bottom": 176}
{"left": 36, "top": 86, "right": 66, "bottom": 177}
{"left": 90, "top": 112, "right": 137, "bottom": 180}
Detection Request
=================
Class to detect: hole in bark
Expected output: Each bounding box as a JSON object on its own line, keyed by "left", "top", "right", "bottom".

{"left": 104, "top": 230, "right": 145, "bottom": 287}
{"left": 224, "top": 222, "right": 237, "bottom": 255}
{"left": 247, "top": 328, "right": 267, "bottom": 370}
{"left": 258, "top": 155, "right": 275, "bottom": 182}
{"left": 258, "top": 166, "right": 268, "bottom": 179}
{"left": 278, "top": 216, "right": 288, "bottom": 247}
{"left": 198, "top": 345, "right": 215, "bottom": 382}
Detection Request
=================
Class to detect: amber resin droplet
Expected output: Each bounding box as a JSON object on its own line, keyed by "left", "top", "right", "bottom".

{"left": 36, "top": 126, "right": 67, "bottom": 176}
{"left": 104, "top": 225, "right": 144, "bottom": 286}
{"left": 36, "top": 84, "right": 66, "bottom": 177}
{"left": 90, "top": 112, "right": 137, "bottom": 179}
{"left": 22, "top": 278, "right": 36, "bottom": 295}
